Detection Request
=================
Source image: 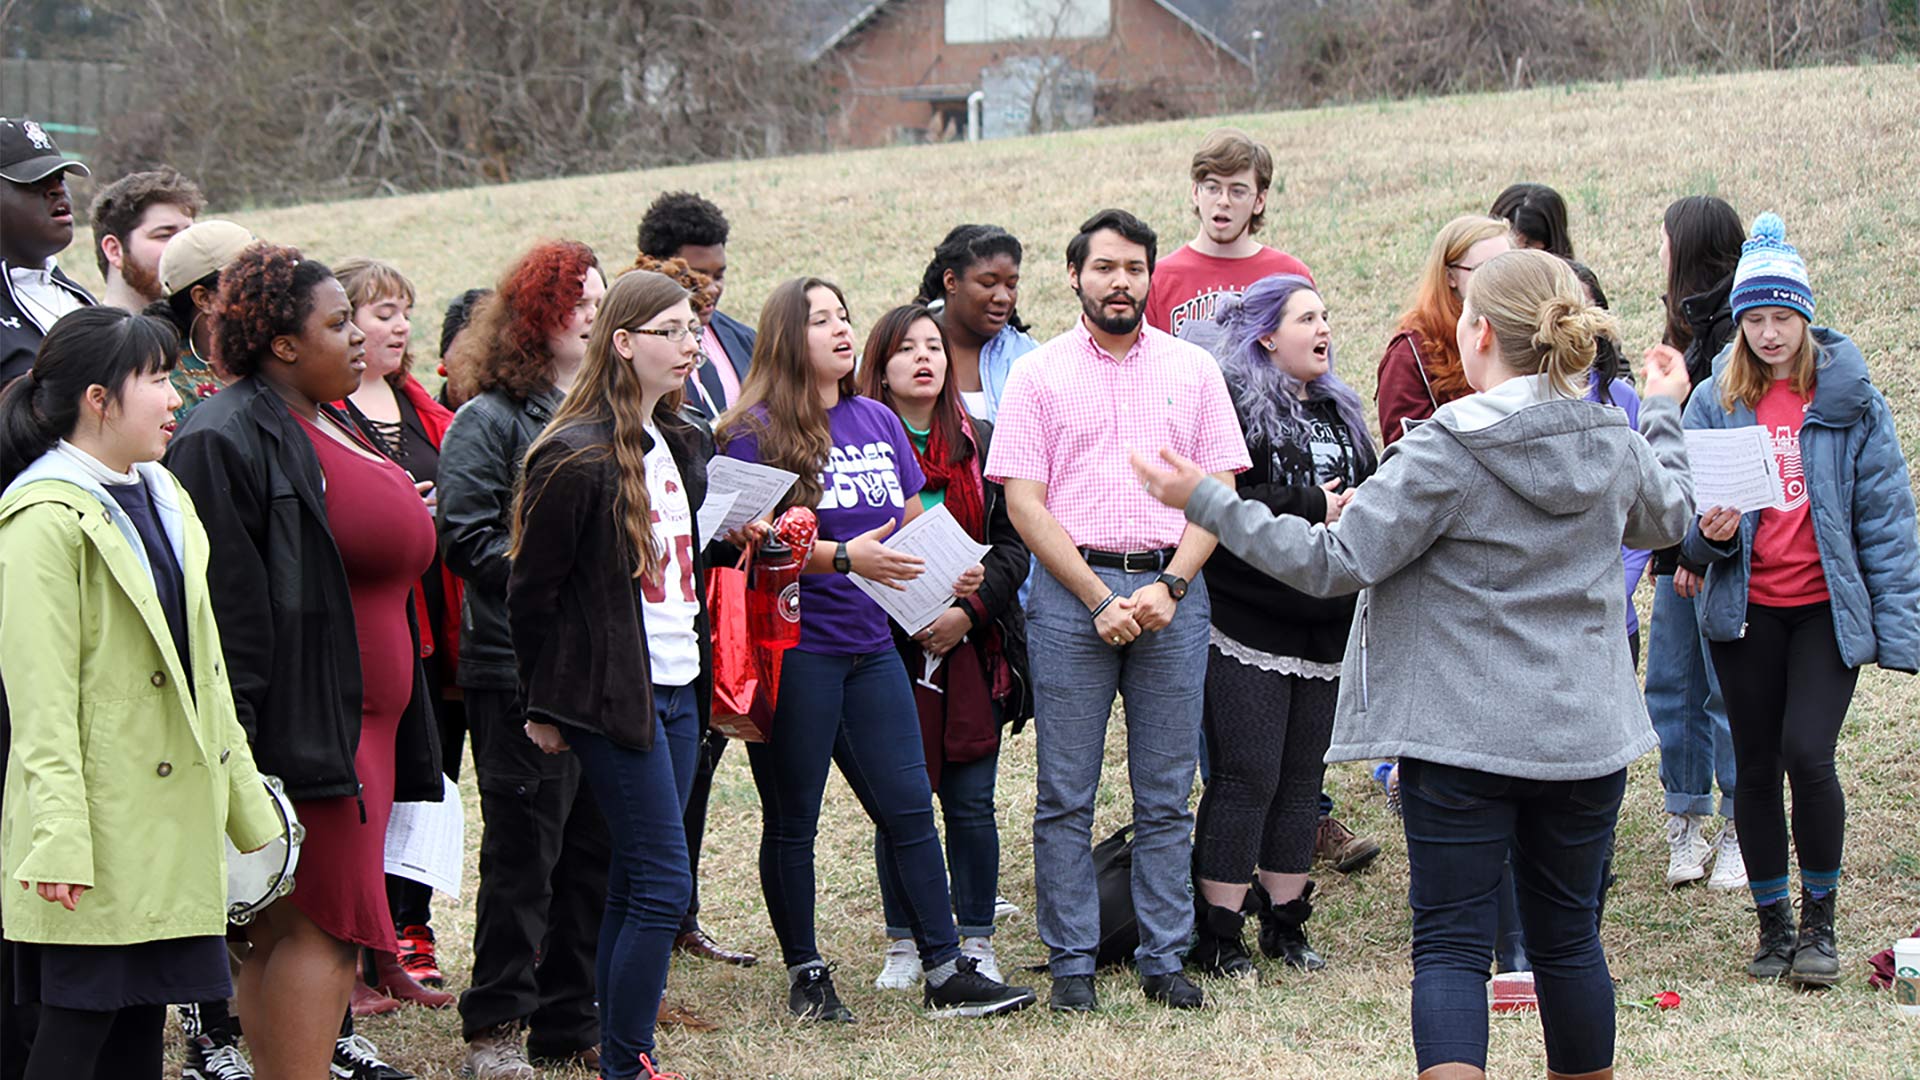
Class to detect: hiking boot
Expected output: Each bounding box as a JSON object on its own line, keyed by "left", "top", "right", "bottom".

{"left": 1140, "top": 970, "right": 1206, "bottom": 1009}
{"left": 960, "top": 936, "right": 1004, "bottom": 983}
{"left": 460, "top": 1023, "right": 534, "bottom": 1080}
{"left": 331, "top": 1034, "right": 413, "bottom": 1080}
{"left": 1788, "top": 888, "right": 1840, "bottom": 987}
{"left": 1664, "top": 813, "right": 1711, "bottom": 887}
{"left": 1706, "top": 822, "right": 1749, "bottom": 891}
{"left": 182, "top": 1031, "right": 253, "bottom": 1080}
{"left": 789, "top": 963, "right": 856, "bottom": 1023}
{"left": 1315, "top": 816, "right": 1381, "bottom": 874}
{"left": 1188, "top": 898, "right": 1256, "bottom": 979}
{"left": 1747, "top": 898, "right": 1797, "bottom": 980}
{"left": 1048, "top": 973, "right": 1098, "bottom": 1013}
{"left": 873, "top": 937, "right": 922, "bottom": 990}
{"left": 922, "top": 955, "right": 1037, "bottom": 1018}
{"left": 395, "top": 924, "right": 444, "bottom": 987}
{"left": 1257, "top": 881, "right": 1326, "bottom": 971}
{"left": 372, "top": 950, "right": 454, "bottom": 1008}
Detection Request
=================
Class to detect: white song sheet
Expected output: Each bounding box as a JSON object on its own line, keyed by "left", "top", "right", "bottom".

{"left": 694, "top": 490, "right": 740, "bottom": 543}
{"left": 703, "top": 457, "right": 799, "bottom": 538}
{"left": 385, "top": 775, "right": 464, "bottom": 894}
{"left": 1684, "top": 428, "right": 1787, "bottom": 513}
{"left": 849, "top": 505, "right": 991, "bottom": 636}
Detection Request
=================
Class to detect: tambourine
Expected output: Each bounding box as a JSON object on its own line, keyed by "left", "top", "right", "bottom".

{"left": 225, "top": 776, "right": 305, "bottom": 925}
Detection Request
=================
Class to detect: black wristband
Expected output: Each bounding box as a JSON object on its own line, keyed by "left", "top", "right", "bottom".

{"left": 1089, "top": 591, "right": 1118, "bottom": 620}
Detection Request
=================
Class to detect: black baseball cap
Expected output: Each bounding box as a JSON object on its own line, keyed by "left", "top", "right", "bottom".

{"left": 0, "top": 117, "right": 92, "bottom": 184}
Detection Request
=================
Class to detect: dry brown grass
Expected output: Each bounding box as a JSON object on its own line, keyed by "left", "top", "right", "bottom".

{"left": 91, "top": 63, "right": 1920, "bottom": 1077}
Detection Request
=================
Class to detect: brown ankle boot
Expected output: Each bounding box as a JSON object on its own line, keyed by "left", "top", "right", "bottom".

{"left": 1415, "top": 1065, "right": 1486, "bottom": 1080}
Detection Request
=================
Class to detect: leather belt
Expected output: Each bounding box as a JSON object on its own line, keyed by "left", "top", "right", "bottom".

{"left": 1078, "top": 546, "right": 1177, "bottom": 574}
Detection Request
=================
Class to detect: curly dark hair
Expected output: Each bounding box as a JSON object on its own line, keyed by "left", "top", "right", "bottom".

{"left": 914, "top": 223, "right": 1029, "bottom": 333}
{"left": 450, "top": 240, "right": 600, "bottom": 401}
{"left": 625, "top": 254, "right": 717, "bottom": 316}
{"left": 212, "top": 243, "right": 337, "bottom": 378}
{"left": 88, "top": 167, "right": 206, "bottom": 278}
{"left": 637, "top": 191, "right": 729, "bottom": 259}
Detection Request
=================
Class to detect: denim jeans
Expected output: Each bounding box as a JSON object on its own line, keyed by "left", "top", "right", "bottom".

{"left": 877, "top": 747, "right": 1000, "bottom": 939}
{"left": 1400, "top": 759, "right": 1624, "bottom": 1075}
{"left": 747, "top": 648, "right": 961, "bottom": 970}
{"left": 1028, "top": 564, "right": 1209, "bottom": 978}
{"left": 1644, "top": 575, "right": 1736, "bottom": 817}
{"left": 568, "top": 685, "right": 699, "bottom": 1078}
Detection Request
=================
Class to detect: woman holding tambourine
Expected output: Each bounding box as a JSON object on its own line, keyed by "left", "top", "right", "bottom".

{"left": 0, "top": 308, "right": 283, "bottom": 1079}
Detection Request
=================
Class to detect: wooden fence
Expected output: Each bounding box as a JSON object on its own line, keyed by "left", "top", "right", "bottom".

{"left": 0, "top": 59, "right": 134, "bottom": 164}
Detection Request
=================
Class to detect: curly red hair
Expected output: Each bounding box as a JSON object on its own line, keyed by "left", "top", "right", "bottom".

{"left": 212, "top": 242, "right": 337, "bottom": 378}
{"left": 452, "top": 240, "right": 601, "bottom": 401}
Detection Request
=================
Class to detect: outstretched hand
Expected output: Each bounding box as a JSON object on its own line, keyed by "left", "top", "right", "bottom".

{"left": 1129, "top": 448, "right": 1208, "bottom": 512}
{"left": 1642, "top": 344, "right": 1690, "bottom": 403}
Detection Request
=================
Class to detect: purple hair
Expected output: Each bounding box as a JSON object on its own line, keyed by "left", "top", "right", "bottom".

{"left": 1206, "top": 273, "right": 1370, "bottom": 453}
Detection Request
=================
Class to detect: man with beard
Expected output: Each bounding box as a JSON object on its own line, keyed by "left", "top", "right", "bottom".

{"left": 986, "top": 209, "right": 1250, "bottom": 1012}
{"left": 88, "top": 167, "right": 204, "bottom": 312}
{"left": 0, "top": 117, "right": 95, "bottom": 386}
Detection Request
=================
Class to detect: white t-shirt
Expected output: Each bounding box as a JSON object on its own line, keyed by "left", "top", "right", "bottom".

{"left": 959, "top": 390, "right": 989, "bottom": 419}
{"left": 640, "top": 424, "right": 702, "bottom": 687}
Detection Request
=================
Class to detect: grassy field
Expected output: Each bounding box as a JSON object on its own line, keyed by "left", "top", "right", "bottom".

{"left": 68, "top": 63, "right": 1920, "bottom": 1077}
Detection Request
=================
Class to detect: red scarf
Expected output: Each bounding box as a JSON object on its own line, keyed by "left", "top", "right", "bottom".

{"left": 915, "top": 412, "right": 986, "bottom": 541}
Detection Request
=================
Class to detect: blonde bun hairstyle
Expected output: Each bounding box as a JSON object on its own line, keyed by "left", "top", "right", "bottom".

{"left": 1465, "top": 249, "right": 1615, "bottom": 398}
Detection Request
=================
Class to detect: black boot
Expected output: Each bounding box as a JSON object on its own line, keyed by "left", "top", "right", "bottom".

{"left": 1188, "top": 896, "right": 1256, "bottom": 979}
{"left": 1787, "top": 888, "right": 1839, "bottom": 987}
{"left": 1257, "top": 880, "right": 1326, "bottom": 971}
{"left": 1747, "top": 898, "right": 1797, "bottom": 980}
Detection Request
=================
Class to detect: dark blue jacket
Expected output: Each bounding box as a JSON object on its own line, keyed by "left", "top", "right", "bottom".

{"left": 686, "top": 308, "right": 755, "bottom": 419}
{"left": 1682, "top": 328, "right": 1920, "bottom": 671}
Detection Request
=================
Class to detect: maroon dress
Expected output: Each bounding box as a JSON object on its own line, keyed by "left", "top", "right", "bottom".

{"left": 291, "top": 414, "right": 437, "bottom": 951}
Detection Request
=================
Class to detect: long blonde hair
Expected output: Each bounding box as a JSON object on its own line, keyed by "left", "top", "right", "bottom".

{"left": 715, "top": 277, "right": 857, "bottom": 514}
{"left": 1463, "top": 249, "right": 1615, "bottom": 399}
{"left": 1719, "top": 313, "right": 1818, "bottom": 412}
{"left": 511, "top": 269, "right": 689, "bottom": 581}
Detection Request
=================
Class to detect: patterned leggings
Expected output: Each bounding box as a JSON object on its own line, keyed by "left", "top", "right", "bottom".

{"left": 1194, "top": 645, "right": 1340, "bottom": 882}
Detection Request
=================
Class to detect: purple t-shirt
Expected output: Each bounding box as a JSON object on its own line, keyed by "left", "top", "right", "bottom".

{"left": 724, "top": 395, "right": 926, "bottom": 655}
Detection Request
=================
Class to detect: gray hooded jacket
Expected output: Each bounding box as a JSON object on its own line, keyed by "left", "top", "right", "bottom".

{"left": 1186, "top": 375, "right": 1695, "bottom": 780}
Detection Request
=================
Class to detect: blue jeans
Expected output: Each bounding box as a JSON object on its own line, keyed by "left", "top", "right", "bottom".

{"left": 747, "top": 648, "right": 961, "bottom": 970}
{"left": 877, "top": 748, "right": 1000, "bottom": 939}
{"left": 567, "top": 684, "right": 699, "bottom": 1078}
{"left": 1028, "top": 564, "right": 1209, "bottom": 978}
{"left": 1400, "top": 759, "right": 1623, "bottom": 1075}
{"left": 1644, "top": 575, "right": 1736, "bottom": 817}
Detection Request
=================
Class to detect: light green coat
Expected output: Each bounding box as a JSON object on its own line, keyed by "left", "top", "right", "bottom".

{"left": 0, "top": 456, "right": 282, "bottom": 945}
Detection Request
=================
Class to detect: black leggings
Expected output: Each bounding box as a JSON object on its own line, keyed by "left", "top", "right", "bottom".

{"left": 1709, "top": 601, "right": 1858, "bottom": 888}
{"left": 23, "top": 1004, "right": 162, "bottom": 1080}
{"left": 1195, "top": 646, "right": 1339, "bottom": 881}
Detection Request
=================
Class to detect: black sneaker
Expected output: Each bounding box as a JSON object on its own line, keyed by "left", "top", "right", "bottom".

{"left": 183, "top": 1032, "right": 254, "bottom": 1080}
{"left": 1140, "top": 970, "right": 1206, "bottom": 1009}
{"left": 1048, "top": 973, "right": 1098, "bottom": 1013}
{"left": 331, "top": 1034, "right": 414, "bottom": 1080}
{"left": 921, "top": 956, "right": 1037, "bottom": 1018}
{"left": 789, "top": 963, "right": 856, "bottom": 1023}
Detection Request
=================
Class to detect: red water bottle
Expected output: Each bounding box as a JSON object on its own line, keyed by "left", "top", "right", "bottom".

{"left": 748, "top": 538, "right": 802, "bottom": 647}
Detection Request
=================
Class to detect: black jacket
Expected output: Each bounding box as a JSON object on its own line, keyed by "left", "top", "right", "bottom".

{"left": 436, "top": 386, "right": 561, "bottom": 690}
{"left": 163, "top": 377, "right": 443, "bottom": 803}
{"left": 1651, "top": 272, "right": 1737, "bottom": 577}
{"left": 685, "top": 309, "right": 756, "bottom": 420}
{"left": 1, "top": 261, "right": 95, "bottom": 385}
{"left": 1208, "top": 396, "right": 1379, "bottom": 665}
{"left": 507, "top": 413, "right": 715, "bottom": 751}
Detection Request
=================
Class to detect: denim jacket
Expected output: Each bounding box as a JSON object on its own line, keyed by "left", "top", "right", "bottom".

{"left": 978, "top": 324, "right": 1040, "bottom": 422}
{"left": 1681, "top": 328, "right": 1920, "bottom": 672}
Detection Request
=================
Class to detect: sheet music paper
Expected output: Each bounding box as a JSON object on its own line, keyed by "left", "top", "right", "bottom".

{"left": 694, "top": 490, "right": 740, "bottom": 542}
{"left": 1685, "top": 428, "right": 1786, "bottom": 513}
{"left": 704, "top": 457, "right": 799, "bottom": 537}
{"left": 385, "top": 775, "right": 464, "bottom": 894}
{"left": 849, "top": 504, "right": 991, "bottom": 636}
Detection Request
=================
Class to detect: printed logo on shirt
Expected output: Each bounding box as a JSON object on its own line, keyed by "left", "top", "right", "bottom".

{"left": 820, "top": 440, "right": 906, "bottom": 510}
{"left": 1771, "top": 423, "right": 1808, "bottom": 511}
{"left": 1166, "top": 287, "right": 1245, "bottom": 338}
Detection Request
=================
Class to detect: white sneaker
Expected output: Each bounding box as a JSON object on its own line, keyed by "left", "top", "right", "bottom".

{"left": 1664, "top": 813, "right": 1711, "bottom": 887}
{"left": 1707, "top": 820, "right": 1749, "bottom": 890}
{"left": 959, "top": 936, "right": 1003, "bottom": 983}
{"left": 874, "top": 938, "right": 923, "bottom": 990}
{"left": 994, "top": 894, "right": 1020, "bottom": 921}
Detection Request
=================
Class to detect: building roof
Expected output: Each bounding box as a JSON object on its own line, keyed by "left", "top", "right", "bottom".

{"left": 798, "top": 0, "right": 1252, "bottom": 67}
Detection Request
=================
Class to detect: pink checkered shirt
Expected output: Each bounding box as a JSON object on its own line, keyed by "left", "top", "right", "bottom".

{"left": 985, "top": 318, "right": 1249, "bottom": 551}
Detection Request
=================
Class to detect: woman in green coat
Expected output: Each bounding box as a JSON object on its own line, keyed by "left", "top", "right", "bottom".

{"left": 0, "top": 307, "right": 281, "bottom": 1080}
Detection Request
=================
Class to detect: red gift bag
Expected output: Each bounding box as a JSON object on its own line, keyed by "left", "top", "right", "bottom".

{"left": 706, "top": 508, "right": 814, "bottom": 742}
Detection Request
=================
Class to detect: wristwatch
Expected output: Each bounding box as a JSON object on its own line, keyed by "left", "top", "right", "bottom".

{"left": 1156, "top": 573, "right": 1189, "bottom": 601}
{"left": 833, "top": 541, "right": 851, "bottom": 574}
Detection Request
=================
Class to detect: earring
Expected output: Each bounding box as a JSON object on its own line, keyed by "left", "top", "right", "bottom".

{"left": 188, "top": 312, "right": 210, "bottom": 366}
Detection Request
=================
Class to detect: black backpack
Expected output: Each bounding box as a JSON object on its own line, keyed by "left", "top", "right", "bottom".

{"left": 1092, "top": 824, "right": 1139, "bottom": 969}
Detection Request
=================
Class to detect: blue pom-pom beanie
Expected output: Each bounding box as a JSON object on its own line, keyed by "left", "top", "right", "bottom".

{"left": 1730, "top": 212, "right": 1814, "bottom": 322}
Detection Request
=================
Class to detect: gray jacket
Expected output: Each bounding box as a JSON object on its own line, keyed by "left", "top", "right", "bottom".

{"left": 1186, "top": 375, "right": 1695, "bottom": 780}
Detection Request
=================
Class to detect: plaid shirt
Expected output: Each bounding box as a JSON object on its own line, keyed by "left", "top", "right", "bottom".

{"left": 986, "top": 318, "right": 1249, "bottom": 551}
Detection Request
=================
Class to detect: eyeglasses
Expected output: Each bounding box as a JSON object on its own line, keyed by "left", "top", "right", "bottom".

{"left": 625, "top": 322, "right": 703, "bottom": 343}
{"left": 1197, "top": 179, "right": 1256, "bottom": 202}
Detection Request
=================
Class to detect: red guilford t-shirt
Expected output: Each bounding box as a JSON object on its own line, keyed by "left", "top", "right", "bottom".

{"left": 1750, "top": 379, "right": 1829, "bottom": 607}
{"left": 1144, "top": 245, "right": 1315, "bottom": 338}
